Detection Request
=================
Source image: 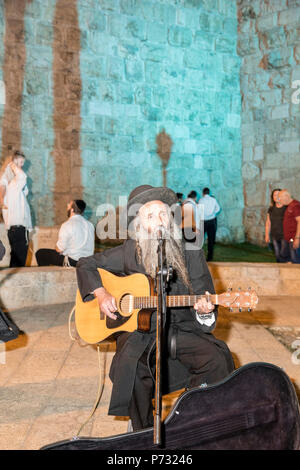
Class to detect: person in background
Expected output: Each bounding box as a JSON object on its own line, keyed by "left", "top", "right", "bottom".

{"left": 198, "top": 188, "right": 220, "bottom": 262}
{"left": 181, "top": 190, "right": 200, "bottom": 242}
{"left": 0, "top": 150, "right": 32, "bottom": 267}
{"left": 175, "top": 192, "right": 183, "bottom": 206}
{"left": 265, "top": 188, "right": 287, "bottom": 263}
{"left": 277, "top": 190, "right": 300, "bottom": 264}
{"left": 35, "top": 199, "right": 95, "bottom": 267}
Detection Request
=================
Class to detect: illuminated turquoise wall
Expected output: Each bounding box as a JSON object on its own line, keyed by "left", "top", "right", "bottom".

{"left": 78, "top": 0, "right": 244, "bottom": 241}
{"left": 0, "top": 0, "right": 244, "bottom": 242}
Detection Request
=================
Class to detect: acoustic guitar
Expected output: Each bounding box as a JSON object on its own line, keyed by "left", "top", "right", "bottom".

{"left": 75, "top": 268, "right": 259, "bottom": 344}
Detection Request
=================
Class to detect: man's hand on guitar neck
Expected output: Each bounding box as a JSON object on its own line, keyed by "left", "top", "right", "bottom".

{"left": 193, "top": 291, "right": 214, "bottom": 314}
{"left": 93, "top": 287, "right": 118, "bottom": 320}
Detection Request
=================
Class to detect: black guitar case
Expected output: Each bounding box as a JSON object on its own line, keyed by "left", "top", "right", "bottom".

{"left": 41, "top": 362, "right": 300, "bottom": 450}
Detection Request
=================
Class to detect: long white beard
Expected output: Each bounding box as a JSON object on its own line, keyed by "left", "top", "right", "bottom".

{"left": 133, "top": 215, "right": 192, "bottom": 290}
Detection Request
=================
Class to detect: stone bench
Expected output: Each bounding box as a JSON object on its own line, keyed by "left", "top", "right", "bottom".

{"left": 209, "top": 262, "right": 300, "bottom": 297}
{"left": 0, "top": 266, "right": 77, "bottom": 310}
{"left": 1, "top": 262, "right": 300, "bottom": 311}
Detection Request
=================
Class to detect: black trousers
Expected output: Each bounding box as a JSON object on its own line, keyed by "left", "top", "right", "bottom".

{"left": 35, "top": 248, "right": 77, "bottom": 267}
{"left": 204, "top": 218, "right": 217, "bottom": 261}
{"left": 7, "top": 225, "right": 28, "bottom": 267}
{"left": 122, "top": 330, "right": 234, "bottom": 431}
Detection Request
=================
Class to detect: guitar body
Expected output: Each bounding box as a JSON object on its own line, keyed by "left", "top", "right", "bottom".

{"left": 75, "top": 269, "right": 154, "bottom": 344}
{"left": 75, "top": 269, "right": 259, "bottom": 344}
{"left": 41, "top": 362, "right": 300, "bottom": 450}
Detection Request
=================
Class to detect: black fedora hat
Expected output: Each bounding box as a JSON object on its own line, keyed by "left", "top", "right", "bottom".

{"left": 128, "top": 185, "right": 177, "bottom": 210}
{"left": 127, "top": 185, "right": 177, "bottom": 226}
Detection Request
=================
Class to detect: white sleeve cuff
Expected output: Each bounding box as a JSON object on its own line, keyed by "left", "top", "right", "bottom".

{"left": 196, "top": 312, "right": 215, "bottom": 327}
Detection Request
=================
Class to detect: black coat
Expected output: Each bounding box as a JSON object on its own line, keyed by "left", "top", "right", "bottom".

{"left": 76, "top": 239, "right": 233, "bottom": 416}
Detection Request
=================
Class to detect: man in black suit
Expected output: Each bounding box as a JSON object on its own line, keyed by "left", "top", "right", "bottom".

{"left": 76, "top": 185, "right": 234, "bottom": 431}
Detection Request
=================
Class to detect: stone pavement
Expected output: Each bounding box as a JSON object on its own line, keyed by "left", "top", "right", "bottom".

{"left": 0, "top": 296, "right": 299, "bottom": 450}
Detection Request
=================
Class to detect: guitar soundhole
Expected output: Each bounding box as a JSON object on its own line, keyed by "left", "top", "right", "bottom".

{"left": 119, "top": 294, "right": 134, "bottom": 316}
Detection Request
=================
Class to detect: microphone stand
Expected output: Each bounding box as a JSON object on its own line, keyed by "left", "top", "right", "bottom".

{"left": 154, "top": 228, "right": 172, "bottom": 446}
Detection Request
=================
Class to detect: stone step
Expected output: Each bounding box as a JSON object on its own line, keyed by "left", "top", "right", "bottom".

{"left": 1, "top": 262, "right": 300, "bottom": 311}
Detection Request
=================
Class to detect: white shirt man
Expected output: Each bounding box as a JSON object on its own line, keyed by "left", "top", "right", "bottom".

{"left": 57, "top": 213, "right": 95, "bottom": 261}
{"left": 35, "top": 200, "right": 95, "bottom": 267}
{"left": 198, "top": 188, "right": 220, "bottom": 261}
{"left": 198, "top": 192, "right": 221, "bottom": 222}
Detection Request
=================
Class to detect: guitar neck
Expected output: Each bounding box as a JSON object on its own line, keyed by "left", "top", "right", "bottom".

{"left": 134, "top": 294, "right": 218, "bottom": 310}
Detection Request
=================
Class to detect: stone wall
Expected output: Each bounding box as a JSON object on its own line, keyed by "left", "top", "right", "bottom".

{"left": 237, "top": 0, "right": 300, "bottom": 244}
{"left": 77, "top": 0, "right": 244, "bottom": 242}
{"left": 0, "top": 0, "right": 244, "bottom": 243}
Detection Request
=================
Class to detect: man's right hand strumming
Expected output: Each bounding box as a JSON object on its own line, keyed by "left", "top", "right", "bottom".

{"left": 93, "top": 287, "right": 118, "bottom": 320}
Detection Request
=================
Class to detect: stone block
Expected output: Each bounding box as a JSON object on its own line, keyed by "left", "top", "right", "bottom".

{"left": 216, "top": 35, "right": 237, "bottom": 53}
{"left": 79, "top": 7, "right": 106, "bottom": 32}
{"left": 260, "top": 89, "right": 282, "bottom": 107}
{"left": 141, "top": 105, "right": 162, "bottom": 121}
{"left": 107, "top": 56, "right": 124, "bottom": 82}
{"left": 167, "top": 25, "right": 192, "bottom": 48}
{"left": 267, "top": 47, "right": 295, "bottom": 69}
{"left": 270, "top": 104, "right": 289, "bottom": 120}
{"left": 261, "top": 26, "right": 287, "bottom": 50}
{"left": 152, "top": 3, "right": 176, "bottom": 25}
{"left": 144, "top": 60, "right": 161, "bottom": 83}
{"left": 140, "top": 43, "right": 167, "bottom": 62}
{"left": 256, "top": 13, "right": 277, "bottom": 31}
{"left": 120, "top": 0, "right": 138, "bottom": 16}
{"left": 242, "top": 162, "right": 260, "bottom": 180}
{"left": 194, "top": 31, "right": 215, "bottom": 51}
{"left": 253, "top": 145, "right": 264, "bottom": 161}
{"left": 99, "top": 0, "right": 118, "bottom": 11}
{"left": 35, "top": 22, "right": 54, "bottom": 46}
{"left": 261, "top": 168, "right": 280, "bottom": 181}
{"left": 146, "top": 21, "right": 167, "bottom": 44}
{"left": 199, "top": 12, "right": 221, "bottom": 33}
{"left": 278, "top": 140, "right": 299, "bottom": 153}
{"left": 80, "top": 55, "right": 106, "bottom": 78}
{"left": 125, "top": 17, "right": 146, "bottom": 41}
{"left": 226, "top": 113, "right": 241, "bottom": 128}
{"left": 285, "top": 153, "right": 300, "bottom": 170}
{"left": 116, "top": 81, "right": 134, "bottom": 104}
{"left": 278, "top": 7, "right": 300, "bottom": 25}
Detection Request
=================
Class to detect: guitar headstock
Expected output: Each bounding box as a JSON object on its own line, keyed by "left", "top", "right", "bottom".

{"left": 218, "top": 288, "right": 259, "bottom": 312}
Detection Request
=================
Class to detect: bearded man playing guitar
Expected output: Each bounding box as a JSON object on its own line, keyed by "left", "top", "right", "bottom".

{"left": 76, "top": 185, "right": 235, "bottom": 432}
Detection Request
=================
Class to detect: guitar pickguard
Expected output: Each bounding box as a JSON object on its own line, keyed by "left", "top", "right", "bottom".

{"left": 106, "top": 312, "right": 129, "bottom": 330}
